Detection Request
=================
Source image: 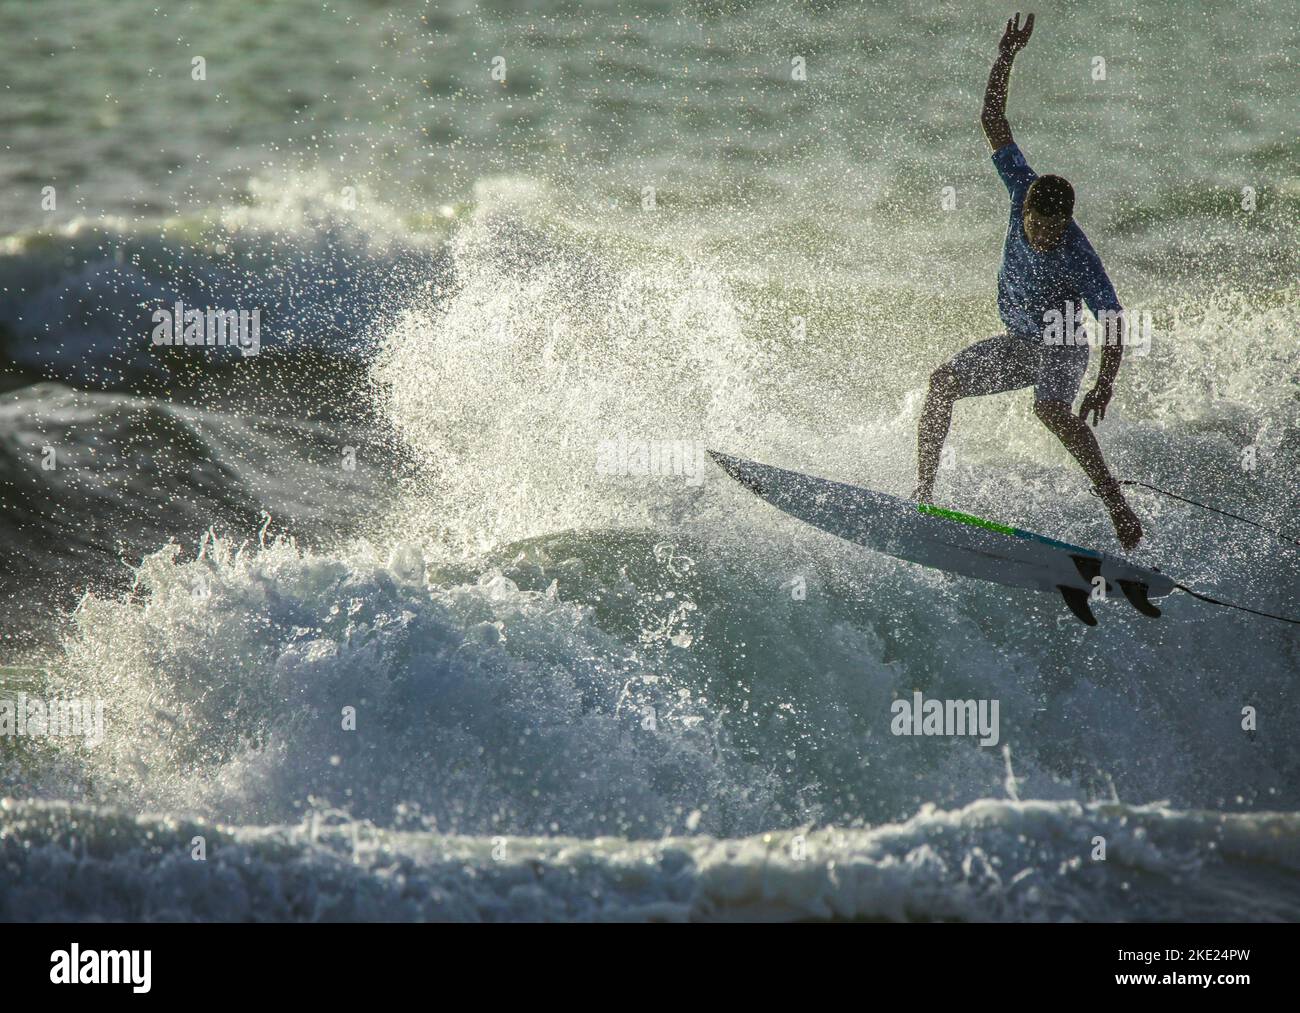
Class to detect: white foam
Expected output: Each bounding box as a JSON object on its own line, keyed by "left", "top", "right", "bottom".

{"left": 4, "top": 797, "right": 1298, "bottom": 921}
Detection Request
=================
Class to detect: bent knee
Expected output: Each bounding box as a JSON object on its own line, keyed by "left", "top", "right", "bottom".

{"left": 929, "top": 366, "right": 960, "bottom": 400}
{"left": 1033, "top": 399, "right": 1074, "bottom": 427}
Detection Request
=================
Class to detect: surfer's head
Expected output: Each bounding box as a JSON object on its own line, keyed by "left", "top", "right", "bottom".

{"left": 1023, "top": 174, "right": 1074, "bottom": 252}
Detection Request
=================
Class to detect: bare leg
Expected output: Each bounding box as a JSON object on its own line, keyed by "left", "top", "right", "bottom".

{"left": 913, "top": 366, "right": 960, "bottom": 503}
{"left": 1033, "top": 400, "right": 1142, "bottom": 550}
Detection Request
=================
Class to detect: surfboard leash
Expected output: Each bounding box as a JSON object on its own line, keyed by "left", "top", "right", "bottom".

{"left": 1118, "top": 479, "right": 1300, "bottom": 549}
{"left": 1117, "top": 479, "right": 1300, "bottom": 625}
{"left": 1170, "top": 582, "right": 1300, "bottom": 626}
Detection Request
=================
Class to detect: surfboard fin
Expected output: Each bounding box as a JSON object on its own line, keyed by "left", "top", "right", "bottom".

{"left": 1069, "top": 554, "right": 1112, "bottom": 594}
{"left": 1057, "top": 585, "right": 1098, "bottom": 626}
{"left": 1118, "top": 579, "right": 1161, "bottom": 618}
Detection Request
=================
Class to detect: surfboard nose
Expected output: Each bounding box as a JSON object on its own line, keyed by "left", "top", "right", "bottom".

{"left": 706, "top": 449, "right": 736, "bottom": 476}
{"left": 707, "top": 450, "right": 767, "bottom": 496}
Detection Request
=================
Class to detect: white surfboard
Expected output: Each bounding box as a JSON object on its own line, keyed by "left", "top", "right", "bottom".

{"left": 709, "top": 450, "right": 1174, "bottom": 626}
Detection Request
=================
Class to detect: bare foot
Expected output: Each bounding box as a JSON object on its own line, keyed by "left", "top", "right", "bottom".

{"left": 1093, "top": 479, "right": 1143, "bottom": 551}
{"left": 1108, "top": 500, "right": 1143, "bottom": 551}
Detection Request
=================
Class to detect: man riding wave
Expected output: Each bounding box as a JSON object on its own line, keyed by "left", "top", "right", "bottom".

{"left": 912, "top": 12, "right": 1143, "bottom": 550}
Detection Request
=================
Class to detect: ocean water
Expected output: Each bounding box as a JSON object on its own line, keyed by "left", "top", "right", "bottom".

{"left": 1, "top": 0, "right": 1298, "bottom": 921}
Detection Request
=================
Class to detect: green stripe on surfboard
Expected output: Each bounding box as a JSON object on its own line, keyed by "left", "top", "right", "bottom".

{"left": 916, "top": 502, "right": 1016, "bottom": 535}
{"left": 917, "top": 502, "right": 1103, "bottom": 559}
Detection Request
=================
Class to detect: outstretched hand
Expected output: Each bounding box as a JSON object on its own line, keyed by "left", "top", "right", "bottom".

{"left": 999, "top": 12, "right": 1035, "bottom": 56}
{"left": 1078, "top": 382, "right": 1113, "bottom": 426}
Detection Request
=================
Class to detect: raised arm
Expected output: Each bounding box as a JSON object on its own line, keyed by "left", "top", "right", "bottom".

{"left": 981, "top": 13, "right": 1034, "bottom": 151}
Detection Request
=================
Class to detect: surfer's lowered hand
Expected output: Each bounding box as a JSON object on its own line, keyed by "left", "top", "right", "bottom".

{"left": 1078, "top": 378, "right": 1113, "bottom": 426}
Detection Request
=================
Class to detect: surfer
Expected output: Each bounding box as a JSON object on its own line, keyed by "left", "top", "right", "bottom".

{"left": 911, "top": 12, "right": 1143, "bottom": 551}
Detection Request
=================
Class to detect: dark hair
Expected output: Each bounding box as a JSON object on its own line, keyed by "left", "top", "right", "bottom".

{"left": 1025, "top": 174, "right": 1075, "bottom": 219}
